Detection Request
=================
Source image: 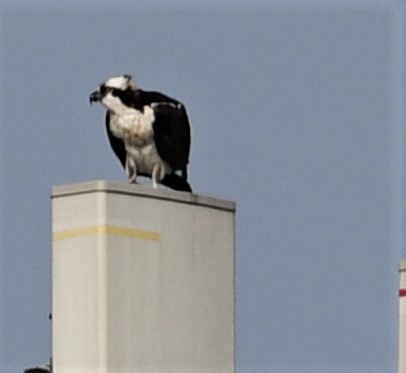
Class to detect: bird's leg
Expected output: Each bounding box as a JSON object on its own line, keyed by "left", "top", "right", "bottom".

{"left": 125, "top": 156, "right": 137, "bottom": 184}
{"left": 152, "top": 164, "right": 162, "bottom": 188}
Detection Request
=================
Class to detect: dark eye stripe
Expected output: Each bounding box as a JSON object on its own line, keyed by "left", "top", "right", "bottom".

{"left": 100, "top": 84, "right": 113, "bottom": 95}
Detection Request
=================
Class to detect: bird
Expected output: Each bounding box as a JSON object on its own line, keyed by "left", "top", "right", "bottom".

{"left": 89, "top": 74, "right": 192, "bottom": 192}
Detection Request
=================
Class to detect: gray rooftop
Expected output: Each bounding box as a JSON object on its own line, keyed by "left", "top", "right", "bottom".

{"left": 51, "top": 180, "right": 236, "bottom": 213}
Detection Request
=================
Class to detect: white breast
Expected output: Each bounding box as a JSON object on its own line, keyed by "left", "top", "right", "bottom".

{"left": 109, "top": 106, "right": 154, "bottom": 144}
{"left": 109, "top": 106, "right": 171, "bottom": 176}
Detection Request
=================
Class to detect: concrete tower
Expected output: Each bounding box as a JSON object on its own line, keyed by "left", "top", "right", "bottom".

{"left": 51, "top": 180, "right": 235, "bottom": 373}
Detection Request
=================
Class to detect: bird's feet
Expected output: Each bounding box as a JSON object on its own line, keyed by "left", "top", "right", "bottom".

{"left": 126, "top": 156, "right": 137, "bottom": 184}
{"left": 152, "top": 163, "right": 164, "bottom": 188}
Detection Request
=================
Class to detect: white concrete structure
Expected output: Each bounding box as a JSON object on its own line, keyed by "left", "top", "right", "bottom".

{"left": 51, "top": 180, "right": 235, "bottom": 373}
{"left": 400, "top": 260, "right": 406, "bottom": 373}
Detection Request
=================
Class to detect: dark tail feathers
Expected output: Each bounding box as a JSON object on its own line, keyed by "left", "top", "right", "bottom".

{"left": 161, "top": 174, "right": 192, "bottom": 192}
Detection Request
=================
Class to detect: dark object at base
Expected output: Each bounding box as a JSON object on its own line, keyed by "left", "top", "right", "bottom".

{"left": 160, "top": 173, "right": 192, "bottom": 192}
{"left": 24, "top": 363, "right": 51, "bottom": 373}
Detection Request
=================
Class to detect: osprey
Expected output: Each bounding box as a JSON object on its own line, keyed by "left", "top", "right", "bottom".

{"left": 89, "top": 74, "right": 192, "bottom": 192}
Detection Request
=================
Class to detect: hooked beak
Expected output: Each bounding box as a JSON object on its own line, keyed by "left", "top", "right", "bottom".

{"left": 89, "top": 90, "right": 101, "bottom": 104}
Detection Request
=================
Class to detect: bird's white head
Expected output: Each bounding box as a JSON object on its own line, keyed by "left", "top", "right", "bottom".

{"left": 103, "top": 74, "right": 137, "bottom": 91}
{"left": 89, "top": 74, "right": 138, "bottom": 112}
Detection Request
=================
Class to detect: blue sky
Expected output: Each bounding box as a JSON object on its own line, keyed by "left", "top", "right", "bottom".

{"left": 0, "top": 1, "right": 405, "bottom": 372}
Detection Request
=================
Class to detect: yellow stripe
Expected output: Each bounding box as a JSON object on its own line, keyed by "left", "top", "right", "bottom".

{"left": 53, "top": 225, "right": 160, "bottom": 242}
